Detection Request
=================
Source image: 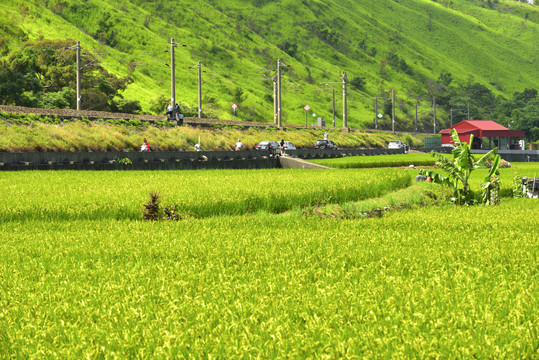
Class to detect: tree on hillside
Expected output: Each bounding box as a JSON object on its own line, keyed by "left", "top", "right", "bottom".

{"left": 455, "top": 82, "right": 496, "bottom": 120}
{"left": 278, "top": 40, "right": 298, "bottom": 58}
{"left": 0, "top": 59, "right": 41, "bottom": 106}
{"left": 231, "top": 87, "right": 246, "bottom": 107}
{"left": 438, "top": 71, "right": 453, "bottom": 86}
{"left": 511, "top": 96, "right": 539, "bottom": 142}
{"left": 350, "top": 76, "right": 366, "bottom": 91}
{"left": 0, "top": 39, "right": 138, "bottom": 112}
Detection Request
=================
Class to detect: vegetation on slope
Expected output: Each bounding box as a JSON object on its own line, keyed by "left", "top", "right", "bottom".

{"left": 0, "top": 0, "right": 537, "bottom": 137}
{"left": 0, "top": 113, "right": 427, "bottom": 152}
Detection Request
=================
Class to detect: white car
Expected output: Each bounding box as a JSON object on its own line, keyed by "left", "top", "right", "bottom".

{"left": 388, "top": 140, "right": 405, "bottom": 150}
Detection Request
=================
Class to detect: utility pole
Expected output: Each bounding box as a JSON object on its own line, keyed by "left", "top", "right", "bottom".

{"left": 375, "top": 96, "right": 378, "bottom": 130}
{"left": 391, "top": 89, "right": 395, "bottom": 134}
{"left": 331, "top": 87, "right": 335, "bottom": 127}
{"left": 467, "top": 102, "right": 470, "bottom": 120}
{"left": 342, "top": 72, "right": 348, "bottom": 129}
{"left": 76, "top": 41, "right": 81, "bottom": 111}
{"left": 197, "top": 61, "right": 202, "bottom": 118}
{"left": 415, "top": 102, "right": 418, "bottom": 132}
{"left": 188, "top": 61, "right": 226, "bottom": 119}
{"left": 318, "top": 82, "right": 339, "bottom": 128}
{"left": 170, "top": 38, "right": 175, "bottom": 106}
{"left": 277, "top": 59, "right": 282, "bottom": 128}
{"left": 433, "top": 96, "right": 437, "bottom": 134}
{"left": 449, "top": 105, "right": 469, "bottom": 127}
{"left": 168, "top": 38, "right": 187, "bottom": 117}
{"left": 368, "top": 93, "right": 389, "bottom": 130}
{"left": 273, "top": 76, "right": 277, "bottom": 125}
{"left": 65, "top": 41, "right": 106, "bottom": 111}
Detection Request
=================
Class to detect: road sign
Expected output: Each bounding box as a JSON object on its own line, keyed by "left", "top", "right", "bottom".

{"left": 304, "top": 105, "right": 310, "bottom": 111}
{"left": 312, "top": 113, "right": 317, "bottom": 117}
{"left": 377, "top": 113, "right": 383, "bottom": 118}
{"left": 232, "top": 103, "right": 238, "bottom": 109}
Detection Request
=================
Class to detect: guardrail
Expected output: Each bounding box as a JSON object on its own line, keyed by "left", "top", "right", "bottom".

{"left": 0, "top": 148, "right": 405, "bottom": 171}
{"left": 471, "top": 149, "right": 539, "bottom": 163}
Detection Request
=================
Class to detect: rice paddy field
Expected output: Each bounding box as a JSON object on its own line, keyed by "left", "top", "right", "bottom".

{"left": 1, "top": 166, "right": 538, "bottom": 358}
{"left": 310, "top": 153, "right": 438, "bottom": 168}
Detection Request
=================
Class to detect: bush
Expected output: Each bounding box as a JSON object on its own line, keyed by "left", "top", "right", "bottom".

{"left": 149, "top": 94, "right": 169, "bottom": 115}
{"left": 110, "top": 98, "right": 142, "bottom": 114}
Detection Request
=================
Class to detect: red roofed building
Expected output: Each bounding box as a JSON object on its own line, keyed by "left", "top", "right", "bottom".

{"left": 440, "top": 120, "right": 525, "bottom": 149}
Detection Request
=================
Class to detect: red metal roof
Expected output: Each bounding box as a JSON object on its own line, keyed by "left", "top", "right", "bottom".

{"left": 439, "top": 120, "right": 525, "bottom": 138}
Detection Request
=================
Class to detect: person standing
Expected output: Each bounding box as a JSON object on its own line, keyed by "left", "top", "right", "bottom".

{"left": 141, "top": 138, "right": 150, "bottom": 152}
{"left": 174, "top": 103, "right": 183, "bottom": 125}
{"left": 235, "top": 139, "right": 243, "bottom": 151}
{"left": 166, "top": 103, "right": 174, "bottom": 120}
{"left": 280, "top": 139, "right": 285, "bottom": 156}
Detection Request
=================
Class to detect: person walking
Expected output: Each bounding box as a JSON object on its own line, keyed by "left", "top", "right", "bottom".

{"left": 235, "top": 139, "right": 243, "bottom": 151}
{"left": 280, "top": 139, "right": 285, "bottom": 156}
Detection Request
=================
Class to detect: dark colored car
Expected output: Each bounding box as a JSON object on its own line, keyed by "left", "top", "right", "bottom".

{"left": 255, "top": 141, "right": 280, "bottom": 151}
{"left": 314, "top": 139, "right": 337, "bottom": 150}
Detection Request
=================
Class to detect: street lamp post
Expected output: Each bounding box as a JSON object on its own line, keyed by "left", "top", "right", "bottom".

{"left": 76, "top": 41, "right": 80, "bottom": 111}
{"left": 169, "top": 38, "right": 187, "bottom": 117}
{"left": 342, "top": 72, "right": 348, "bottom": 129}
{"left": 318, "top": 82, "right": 340, "bottom": 128}
{"left": 277, "top": 59, "right": 282, "bottom": 128}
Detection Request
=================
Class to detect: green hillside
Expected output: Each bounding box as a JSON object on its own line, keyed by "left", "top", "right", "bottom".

{"left": 0, "top": 0, "right": 537, "bottom": 133}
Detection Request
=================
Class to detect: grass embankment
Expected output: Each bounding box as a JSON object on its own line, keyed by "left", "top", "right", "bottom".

{"left": 310, "top": 159, "right": 539, "bottom": 201}
{"left": 302, "top": 162, "right": 539, "bottom": 218}
{"left": 310, "top": 153, "right": 437, "bottom": 168}
{"left": 0, "top": 114, "right": 426, "bottom": 152}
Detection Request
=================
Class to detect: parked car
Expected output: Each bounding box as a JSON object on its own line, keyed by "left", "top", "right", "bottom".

{"left": 255, "top": 141, "right": 280, "bottom": 151}
{"left": 388, "top": 140, "right": 409, "bottom": 153}
{"left": 387, "top": 140, "right": 404, "bottom": 149}
{"left": 281, "top": 141, "right": 296, "bottom": 150}
{"left": 314, "top": 139, "right": 337, "bottom": 150}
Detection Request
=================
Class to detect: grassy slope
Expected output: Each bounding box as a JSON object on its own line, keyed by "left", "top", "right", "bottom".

{"left": 0, "top": 0, "right": 537, "bottom": 128}
{"left": 0, "top": 117, "right": 428, "bottom": 152}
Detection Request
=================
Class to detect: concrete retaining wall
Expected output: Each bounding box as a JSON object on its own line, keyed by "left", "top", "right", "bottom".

{"left": 472, "top": 150, "right": 539, "bottom": 163}
{"left": 279, "top": 157, "right": 332, "bottom": 169}
{"left": 0, "top": 148, "right": 404, "bottom": 171}
{"left": 413, "top": 148, "right": 539, "bottom": 162}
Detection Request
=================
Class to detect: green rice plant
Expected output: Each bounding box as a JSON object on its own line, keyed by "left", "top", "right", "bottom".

{"left": 311, "top": 153, "right": 436, "bottom": 168}
{"left": 0, "top": 198, "right": 536, "bottom": 358}
{"left": 0, "top": 168, "right": 411, "bottom": 222}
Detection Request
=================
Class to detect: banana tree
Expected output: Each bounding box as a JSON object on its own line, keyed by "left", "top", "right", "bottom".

{"left": 481, "top": 154, "right": 501, "bottom": 205}
{"left": 418, "top": 129, "right": 499, "bottom": 205}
